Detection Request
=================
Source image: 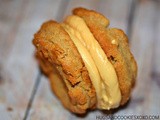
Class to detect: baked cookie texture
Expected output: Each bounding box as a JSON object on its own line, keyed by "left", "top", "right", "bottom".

{"left": 73, "top": 8, "right": 137, "bottom": 105}
{"left": 33, "top": 21, "right": 96, "bottom": 113}
{"left": 33, "top": 7, "right": 137, "bottom": 113}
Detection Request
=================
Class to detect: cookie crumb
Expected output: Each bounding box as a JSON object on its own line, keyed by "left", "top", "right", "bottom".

{"left": 111, "top": 39, "right": 118, "bottom": 46}
{"left": 7, "top": 107, "right": 13, "bottom": 112}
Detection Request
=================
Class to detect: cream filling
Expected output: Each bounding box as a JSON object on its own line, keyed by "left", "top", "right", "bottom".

{"left": 62, "top": 23, "right": 102, "bottom": 108}
{"left": 63, "top": 15, "right": 121, "bottom": 109}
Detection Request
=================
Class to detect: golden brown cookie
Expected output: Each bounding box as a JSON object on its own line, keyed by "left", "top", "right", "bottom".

{"left": 73, "top": 7, "right": 137, "bottom": 105}
{"left": 33, "top": 21, "right": 96, "bottom": 113}
{"left": 33, "top": 7, "right": 137, "bottom": 113}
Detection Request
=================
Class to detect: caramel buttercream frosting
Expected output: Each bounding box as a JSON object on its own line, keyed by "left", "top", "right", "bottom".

{"left": 62, "top": 15, "right": 121, "bottom": 109}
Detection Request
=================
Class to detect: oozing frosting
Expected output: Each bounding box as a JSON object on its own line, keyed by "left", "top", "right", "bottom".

{"left": 62, "top": 15, "right": 121, "bottom": 109}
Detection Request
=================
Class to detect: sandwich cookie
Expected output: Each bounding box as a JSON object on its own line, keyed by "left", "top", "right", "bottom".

{"left": 32, "top": 7, "right": 137, "bottom": 114}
